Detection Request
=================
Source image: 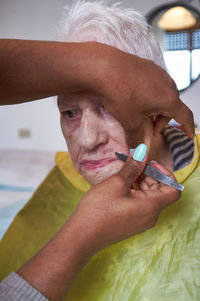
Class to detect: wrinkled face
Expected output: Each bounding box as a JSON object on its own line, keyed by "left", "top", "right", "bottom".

{"left": 58, "top": 92, "right": 134, "bottom": 185}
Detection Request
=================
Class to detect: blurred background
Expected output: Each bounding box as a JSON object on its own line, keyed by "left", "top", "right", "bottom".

{"left": 0, "top": 0, "right": 200, "bottom": 151}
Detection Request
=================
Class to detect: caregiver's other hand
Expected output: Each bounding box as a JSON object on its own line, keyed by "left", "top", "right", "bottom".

{"left": 75, "top": 146, "right": 181, "bottom": 254}
{"left": 95, "top": 45, "right": 194, "bottom": 142}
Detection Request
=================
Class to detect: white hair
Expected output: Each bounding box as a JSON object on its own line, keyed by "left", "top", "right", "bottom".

{"left": 58, "top": 0, "right": 165, "bottom": 69}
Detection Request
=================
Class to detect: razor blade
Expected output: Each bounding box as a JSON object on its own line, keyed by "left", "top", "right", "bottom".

{"left": 115, "top": 152, "right": 184, "bottom": 191}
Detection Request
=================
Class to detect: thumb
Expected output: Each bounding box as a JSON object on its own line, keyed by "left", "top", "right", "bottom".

{"left": 117, "top": 143, "right": 148, "bottom": 192}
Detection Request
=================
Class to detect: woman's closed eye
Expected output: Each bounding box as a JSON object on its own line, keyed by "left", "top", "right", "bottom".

{"left": 62, "top": 109, "right": 82, "bottom": 120}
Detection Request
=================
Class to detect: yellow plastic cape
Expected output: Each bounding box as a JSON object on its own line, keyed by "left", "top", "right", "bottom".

{"left": 0, "top": 131, "right": 200, "bottom": 300}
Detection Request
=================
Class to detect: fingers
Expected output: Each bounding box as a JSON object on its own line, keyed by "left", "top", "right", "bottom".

{"left": 116, "top": 144, "right": 148, "bottom": 193}
{"left": 138, "top": 160, "right": 181, "bottom": 212}
{"left": 145, "top": 161, "right": 181, "bottom": 208}
{"left": 135, "top": 184, "right": 180, "bottom": 220}
{"left": 154, "top": 161, "right": 181, "bottom": 204}
{"left": 150, "top": 160, "right": 176, "bottom": 180}
{"left": 139, "top": 160, "right": 175, "bottom": 189}
{"left": 153, "top": 115, "right": 171, "bottom": 136}
{"left": 152, "top": 101, "right": 194, "bottom": 139}
{"left": 151, "top": 184, "right": 181, "bottom": 211}
{"left": 173, "top": 101, "right": 194, "bottom": 139}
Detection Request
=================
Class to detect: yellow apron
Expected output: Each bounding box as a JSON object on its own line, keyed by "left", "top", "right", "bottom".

{"left": 0, "top": 131, "right": 200, "bottom": 301}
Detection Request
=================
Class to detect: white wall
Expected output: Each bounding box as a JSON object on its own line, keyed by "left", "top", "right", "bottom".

{"left": 0, "top": 98, "right": 66, "bottom": 150}
{"left": 0, "top": 0, "right": 200, "bottom": 151}
{"left": 0, "top": 0, "right": 68, "bottom": 151}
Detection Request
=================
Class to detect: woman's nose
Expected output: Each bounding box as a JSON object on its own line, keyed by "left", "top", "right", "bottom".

{"left": 78, "top": 109, "right": 108, "bottom": 151}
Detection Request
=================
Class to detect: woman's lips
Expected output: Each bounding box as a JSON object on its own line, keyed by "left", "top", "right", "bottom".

{"left": 81, "top": 158, "right": 118, "bottom": 170}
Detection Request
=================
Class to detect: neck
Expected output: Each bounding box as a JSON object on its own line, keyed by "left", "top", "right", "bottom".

{"left": 148, "top": 132, "right": 174, "bottom": 172}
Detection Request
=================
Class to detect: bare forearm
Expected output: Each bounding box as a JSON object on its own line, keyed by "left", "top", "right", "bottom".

{"left": 0, "top": 39, "right": 194, "bottom": 141}
{"left": 0, "top": 39, "right": 105, "bottom": 105}
{"left": 17, "top": 213, "right": 95, "bottom": 301}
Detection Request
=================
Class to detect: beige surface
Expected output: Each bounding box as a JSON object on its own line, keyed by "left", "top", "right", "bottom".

{"left": 0, "top": 150, "right": 55, "bottom": 239}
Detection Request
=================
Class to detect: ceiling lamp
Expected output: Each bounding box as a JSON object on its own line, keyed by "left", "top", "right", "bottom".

{"left": 158, "top": 6, "right": 196, "bottom": 30}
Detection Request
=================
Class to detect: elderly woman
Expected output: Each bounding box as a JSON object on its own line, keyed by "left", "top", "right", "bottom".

{"left": 0, "top": 1, "right": 200, "bottom": 300}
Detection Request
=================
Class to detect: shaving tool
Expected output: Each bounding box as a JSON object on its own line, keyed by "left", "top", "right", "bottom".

{"left": 115, "top": 152, "right": 184, "bottom": 191}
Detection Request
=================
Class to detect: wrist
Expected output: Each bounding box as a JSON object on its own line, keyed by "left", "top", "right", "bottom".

{"left": 63, "top": 211, "right": 99, "bottom": 264}
{"left": 17, "top": 212, "right": 97, "bottom": 301}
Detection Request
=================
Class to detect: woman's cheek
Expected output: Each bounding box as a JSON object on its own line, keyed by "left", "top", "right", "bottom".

{"left": 61, "top": 116, "right": 80, "bottom": 138}
{"left": 60, "top": 117, "right": 81, "bottom": 169}
{"left": 106, "top": 119, "right": 129, "bottom": 146}
{"left": 65, "top": 130, "right": 81, "bottom": 173}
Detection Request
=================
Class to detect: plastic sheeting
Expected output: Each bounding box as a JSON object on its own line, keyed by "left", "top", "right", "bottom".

{"left": 0, "top": 136, "right": 200, "bottom": 300}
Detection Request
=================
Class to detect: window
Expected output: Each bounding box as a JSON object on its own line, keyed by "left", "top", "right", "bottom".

{"left": 147, "top": 4, "right": 200, "bottom": 91}
{"left": 163, "top": 29, "right": 200, "bottom": 90}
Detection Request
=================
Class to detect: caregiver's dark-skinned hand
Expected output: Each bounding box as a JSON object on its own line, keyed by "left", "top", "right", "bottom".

{"left": 18, "top": 148, "right": 180, "bottom": 301}
{"left": 0, "top": 40, "right": 194, "bottom": 145}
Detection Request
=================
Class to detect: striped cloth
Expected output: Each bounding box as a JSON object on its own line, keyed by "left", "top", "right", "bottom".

{"left": 162, "top": 125, "right": 194, "bottom": 172}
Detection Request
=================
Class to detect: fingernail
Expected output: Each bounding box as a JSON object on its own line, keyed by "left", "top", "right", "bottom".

{"left": 129, "top": 148, "right": 134, "bottom": 154}
{"left": 133, "top": 144, "right": 147, "bottom": 162}
{"left": 150, "top": 160, "right": 157, "bottom": 165}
